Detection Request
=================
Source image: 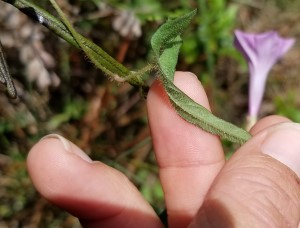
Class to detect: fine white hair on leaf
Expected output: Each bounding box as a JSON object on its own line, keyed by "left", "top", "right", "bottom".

{"left": 37, "top": 14, "right": 45, "bottom": 24}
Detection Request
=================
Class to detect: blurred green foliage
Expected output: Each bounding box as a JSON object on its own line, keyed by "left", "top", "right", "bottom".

{"left": 275, "top": 92, "right": 300, "bottom": 122}
{"left": 274, "top": 0, "right": 300, "bottom": 10}
{"left": 47, "top": 98, "right": 86, "bottom": 130}
{"left": 182, "top": 0, "right": 238, "bottom": 71}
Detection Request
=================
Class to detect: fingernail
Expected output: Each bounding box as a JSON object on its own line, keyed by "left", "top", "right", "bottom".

{"left": 40, "top": 134, "right": 92, "bottom": 163}
{"left": 261, "top": 123, "right": 300, "bottom": 177}
{"left": 185, "top": 71, "right": 198, "bottom": 78}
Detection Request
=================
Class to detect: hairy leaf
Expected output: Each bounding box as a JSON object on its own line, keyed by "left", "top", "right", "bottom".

{"left": 0, "top": 41, "right": 17, "bottom": 98}
{"left": 151, "top": 10, "right": 251, "bottom": 144}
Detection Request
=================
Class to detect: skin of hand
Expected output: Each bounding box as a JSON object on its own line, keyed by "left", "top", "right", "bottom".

{"left": 27, "top": 71, "right": 300, "bottom": 228}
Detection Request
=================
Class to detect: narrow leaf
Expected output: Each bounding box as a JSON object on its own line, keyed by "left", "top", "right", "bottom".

{"left": 165, "top": 80, "right": 251, "bottom": 144}
{"left": 151, "top": 9, "right": 197, "bottom": 58}
{"left": 49, "top": 0, "right": 146, "bottom": 87}
{"left": 158, "top": 36, "right": 182, "bottom": 81}
{"left": 151, "top": 10, "right": 251, "bottom": 144}
{"left": 0, "top": 41, "right": 17, "bottom": 99}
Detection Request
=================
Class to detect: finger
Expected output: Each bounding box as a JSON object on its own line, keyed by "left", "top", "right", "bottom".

{"left": 250, "top": 115, "right": 291, "bottom": 135}
{"left": 190, "top": 122, "right": 300, "bottom": 227}
{"left": 27, "top": 134, "right": 163, "bottom": 228}
{"left": 147, "top": 71, "right": 225, "bottom": 227}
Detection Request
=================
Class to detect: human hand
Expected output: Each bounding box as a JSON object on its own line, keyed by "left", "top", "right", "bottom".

{"left": 27, "top": 72, "right": 300, "bottom": 227}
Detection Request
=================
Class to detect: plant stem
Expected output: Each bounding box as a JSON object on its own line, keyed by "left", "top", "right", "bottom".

{"left": 1, "top": 0, "right": 145, "bottom": 85}
{"left": 0, "top": 40, "right": 17, "bottom": 98}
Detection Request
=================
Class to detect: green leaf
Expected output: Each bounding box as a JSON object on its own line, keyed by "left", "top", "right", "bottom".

{"left": 151, "top": 9, "right": 251, "bottom": 144}
{"left": 0, "top": 40, "right": 17, "bottom": 98}
{"left": 158, "top": 36, "right": 182, "bottom": 81}
{"left": 164, "top": 80, "right": 251, "bottom": 144}
{"left": 151, "top": 9, "right": 197, "bottom": 59}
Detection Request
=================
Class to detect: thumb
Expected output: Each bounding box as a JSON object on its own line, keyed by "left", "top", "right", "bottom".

{"left": 27, "top": 134, "right": 163, "bottom": 228}
{"left": 190, "top": 122, "right": 300, "bottom": 227}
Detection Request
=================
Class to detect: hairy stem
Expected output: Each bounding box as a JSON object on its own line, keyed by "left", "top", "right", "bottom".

{"left": 1, "top": 0, "right": 143, "bottom": 84}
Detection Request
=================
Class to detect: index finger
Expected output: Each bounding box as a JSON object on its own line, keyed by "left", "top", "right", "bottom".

{"left": 147, "top": 71, "right": 225, "bottom": 227}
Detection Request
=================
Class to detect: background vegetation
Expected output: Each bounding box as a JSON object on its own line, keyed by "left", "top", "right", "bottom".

{"left": 0, "top": 0, "right": 300, "bottom": 227}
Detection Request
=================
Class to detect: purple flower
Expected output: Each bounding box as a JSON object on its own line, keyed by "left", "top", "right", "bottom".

{"left": 234, "top": 30, "right": 295, "bottom": 127}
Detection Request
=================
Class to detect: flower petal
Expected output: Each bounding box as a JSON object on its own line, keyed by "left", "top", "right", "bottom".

{"left": 234, "top": 30, "right": 295, "bottom": 120}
